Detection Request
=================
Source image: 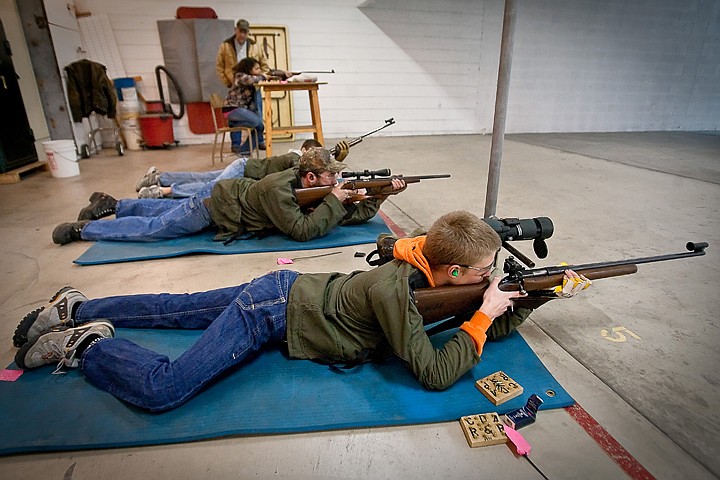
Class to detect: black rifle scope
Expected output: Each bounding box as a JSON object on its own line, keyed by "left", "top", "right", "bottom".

{"left": 341, "top": 169, "right": 391, "bottom": 178}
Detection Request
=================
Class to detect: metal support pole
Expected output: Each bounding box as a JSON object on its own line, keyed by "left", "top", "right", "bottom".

{"left": 484, "top": 0, "right": 517, "bottom": 218}
{"left": 15, "top": 0, "right": 74, "bottom": 143}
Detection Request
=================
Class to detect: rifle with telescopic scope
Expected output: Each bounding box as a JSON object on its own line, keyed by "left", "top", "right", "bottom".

{"left": 362, "top": 216, "right": 708, "bottom": 332}
{"left": 415, "top": 241, "right": 708, "bottom": 329}
{"left": 294, "top": 172, "right": 451, "bottom": 209}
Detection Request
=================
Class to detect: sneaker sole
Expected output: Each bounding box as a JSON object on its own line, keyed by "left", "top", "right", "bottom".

{"left": 13, "top": 286, "right": 76, "bottom": 348}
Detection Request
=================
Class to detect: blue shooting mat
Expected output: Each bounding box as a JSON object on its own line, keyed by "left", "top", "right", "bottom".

{"left": 74, "top": 216, "right": 390, "bottom": 265}
{"left": 0, "top": 329, "right": 573, "bottom": 455}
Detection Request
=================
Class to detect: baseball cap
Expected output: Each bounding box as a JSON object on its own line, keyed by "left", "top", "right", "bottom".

{"left": 236, "top": 19, "right": 250, "bottom": 31}
{"left": 298, "top": 147, "right": 347, "bottom": 174}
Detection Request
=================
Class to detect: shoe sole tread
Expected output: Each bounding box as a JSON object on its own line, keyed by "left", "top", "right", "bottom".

{"left": 12, "top": 286, "right": 79, "bottom": 347}
{"left": 14, "top": 320, "right": 115, "bottom": 370}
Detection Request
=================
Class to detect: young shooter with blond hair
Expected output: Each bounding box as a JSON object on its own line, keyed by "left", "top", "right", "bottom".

{"left": 14, "top": 211, "right": 587, "bottom": 412}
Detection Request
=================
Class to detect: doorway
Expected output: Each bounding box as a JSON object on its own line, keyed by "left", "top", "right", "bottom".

{"left": 0, "top": 19, "right": 37, "bottom": 172}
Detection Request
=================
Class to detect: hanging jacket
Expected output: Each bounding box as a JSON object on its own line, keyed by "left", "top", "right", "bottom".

{"left": 64, "top": 60, "right": 117, "bottom": 122}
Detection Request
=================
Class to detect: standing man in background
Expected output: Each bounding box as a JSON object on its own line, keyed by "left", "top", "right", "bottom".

{"left": 216, "top": 19, "right": 270, "bottom": 87}
{"left": 216, "top": 19, "right": 294, "bottom": 152}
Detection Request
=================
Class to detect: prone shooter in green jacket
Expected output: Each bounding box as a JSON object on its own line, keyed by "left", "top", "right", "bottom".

{"left": 51, "top": 147, "right": 403, "bottom": 245}
{"left": 133, "top": 139, "right": 348, "bottom": 199}
{"left": 17, "top": 210, "right": 588, "bottom": 412}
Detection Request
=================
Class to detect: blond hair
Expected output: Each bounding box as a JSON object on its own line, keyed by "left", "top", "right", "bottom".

{"left": 423, "top": 211, "right": 500, "bottom": 266}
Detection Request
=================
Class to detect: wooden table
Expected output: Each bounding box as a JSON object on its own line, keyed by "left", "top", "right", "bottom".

{"left": 258, "top": 81, "right": 327, "bottom": 156}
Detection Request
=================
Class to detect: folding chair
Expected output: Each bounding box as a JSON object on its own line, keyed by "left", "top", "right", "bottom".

{"left": 209, "top": 93, "right": 259, "bottom": 165}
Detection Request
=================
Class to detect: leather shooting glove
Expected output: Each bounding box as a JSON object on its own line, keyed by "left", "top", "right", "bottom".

{"left": 554, "top": 268, "right": 592, "bottom": 298}
{"left": 334, "top": 141, "right": 350, "bottom": 161}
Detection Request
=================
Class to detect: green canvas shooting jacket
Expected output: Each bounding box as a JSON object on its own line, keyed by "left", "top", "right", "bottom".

{"left": 286, "top": 260, "right": 532, "bottom": 390}
{"left": 243, "top": 151, "right": 299, "bottom": 180}
{"left": 208, "top": 168, "right": 383, "bottom": 241}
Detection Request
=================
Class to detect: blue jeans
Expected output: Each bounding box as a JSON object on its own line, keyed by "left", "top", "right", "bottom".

{"left": 80, "top": 187, "right": 213, "bottom": 242}
{"left": 159, "top": 158, "right": 247, "bottom": 198}
{"left": 77, "top": 270, "right": 299, "bottom": 412}
{"left": 227, "top": 107, "right": 264, "bottom": 151}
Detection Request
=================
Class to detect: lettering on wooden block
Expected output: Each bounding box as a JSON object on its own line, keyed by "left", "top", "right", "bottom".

{"left": 475, "top": 371, "right": 523, "bottom": 406}
{"left": 459, "top": 412, "right": 508, "bottom": 448}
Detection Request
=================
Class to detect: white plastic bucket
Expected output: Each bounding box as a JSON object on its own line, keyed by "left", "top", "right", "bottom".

{"left": 118, "top": 99, "right": 141, "bottom": 115}
{"left": 42, "top": 140, "right": 80, "bottom": 178}
{"left": 118, "top": 112, "right": 143, "bottom": 151}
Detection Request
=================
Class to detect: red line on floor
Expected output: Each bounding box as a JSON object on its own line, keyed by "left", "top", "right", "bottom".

{"left": 378, "top": 211, "right": 407, "bottom": 237}
{"left": 565, "top": 404, "right": 656, "bottom": 480}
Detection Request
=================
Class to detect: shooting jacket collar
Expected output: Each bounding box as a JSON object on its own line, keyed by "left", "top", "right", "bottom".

{"left": 393, "top": 236, "right": 436, "bottom": 287}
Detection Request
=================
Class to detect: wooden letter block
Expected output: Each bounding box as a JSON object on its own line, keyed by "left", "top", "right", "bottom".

{"left": 475, "top": 371, "right": 523, "bottom": 405}
{"left": 459, "top": 412, "right": 508, "bottom": 448}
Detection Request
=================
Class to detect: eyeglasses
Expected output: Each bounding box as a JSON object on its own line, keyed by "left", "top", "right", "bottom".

{"left": 457, "top": 261, "right": 495, "bottom": 275}
{"left": 315, "top": 171, "right": 338, "bottom": 181}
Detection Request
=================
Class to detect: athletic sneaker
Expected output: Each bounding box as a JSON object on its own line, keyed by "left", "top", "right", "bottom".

{"left": 13, "top": 286, "right": 88, "bottom": 347}
{"left": 135, "top": 166, "right": 159, "bottom": 191}
{"left": 138, "top": 185, "right": 164, "bottom": 199}
{"left": 14, "top": 321, "right": 115, "bottom": 372}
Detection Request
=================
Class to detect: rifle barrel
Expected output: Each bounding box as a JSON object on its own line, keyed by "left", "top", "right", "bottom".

{"left": 527, "top": 246, "right": 707, "bottom": 278}
{"left": 334, "top": 119, "right": 397, "bottom": 153}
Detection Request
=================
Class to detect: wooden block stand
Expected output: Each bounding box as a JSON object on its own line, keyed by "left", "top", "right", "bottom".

{"left": 0, "top": 162, "right": 49, "bottom": 184}
{"left": 475, "top": 371, "right": 524, "bottom": 405}
{"left": 459, "top": 412, "right": 508, "bottom": 447}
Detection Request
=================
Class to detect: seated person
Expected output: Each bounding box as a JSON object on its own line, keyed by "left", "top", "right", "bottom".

{"left": 53, "top": 148, "right": 404, "bottom": 245}
{"left": 224, "top": 57, "right": 276, "bottom": 154}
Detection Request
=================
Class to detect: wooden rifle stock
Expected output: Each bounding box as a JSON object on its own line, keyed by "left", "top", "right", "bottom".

{"left": 414, "top": 242, "right": 708, "bottom": 326}
{"left": 295, "top": 174, "right": 450, "bottom": 209}
{"left": 505, "top": 264, "right": 638, "bottom": 292}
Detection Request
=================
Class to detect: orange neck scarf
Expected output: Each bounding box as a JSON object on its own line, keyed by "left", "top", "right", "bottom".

{"left": 392, "top": 236, "right": 436, "bottom": 287}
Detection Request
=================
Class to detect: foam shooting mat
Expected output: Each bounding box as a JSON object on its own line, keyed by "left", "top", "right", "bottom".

{"left": 0, "top": 329, "right": 573, "bottom": 455}
{"left": 74, "top": 215, "right": 391, "bottom": 265}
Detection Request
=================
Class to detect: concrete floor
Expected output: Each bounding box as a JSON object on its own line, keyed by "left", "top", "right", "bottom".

{"left": 0, "top": 132, "right": 718, "bottom": 479}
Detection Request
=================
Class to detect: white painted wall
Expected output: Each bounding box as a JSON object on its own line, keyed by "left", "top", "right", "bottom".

{"left": 25, "top": 0, "right": 720, "bottom": 144}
